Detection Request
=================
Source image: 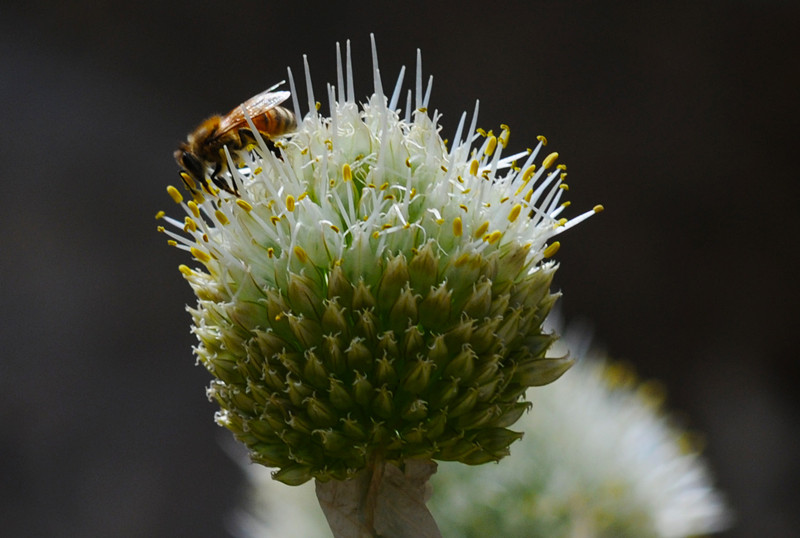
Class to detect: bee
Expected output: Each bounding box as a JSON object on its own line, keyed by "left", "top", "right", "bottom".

{"left": 175, "top": 84, "right": 297, "bottom": 195}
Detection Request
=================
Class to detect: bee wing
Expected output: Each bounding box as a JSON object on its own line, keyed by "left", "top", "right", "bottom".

{"left": 219, "top": 89, "right": 291, "bottom": 133}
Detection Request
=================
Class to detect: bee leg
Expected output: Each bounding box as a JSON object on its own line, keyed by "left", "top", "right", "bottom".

{"left": 209, "top": 161, "right": 238, "bottom": 196}
{"left": 239, "top": 128, "right": 280, "bottom": 160}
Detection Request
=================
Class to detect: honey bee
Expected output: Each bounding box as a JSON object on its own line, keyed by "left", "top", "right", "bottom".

{"left": 175, "top": 84, "right": 297, "bottom": 195}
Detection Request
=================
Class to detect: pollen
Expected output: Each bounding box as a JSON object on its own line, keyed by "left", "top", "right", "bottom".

{"left": 286, "top": 195, "right": 296, "bottom": 212}
{"left": 167, "top": 185, "right": 183, "bottom": 204}
{"left": 342, "top": 163, "right": 352, "bottom": 182}
{"left": 469, "top": 160, "right": 479, "bottom": 176}
{"left": 215, "top": 210, "right": 230, "bottom": 225}
{"left": 187, "top": 201, "right": 200, "bottom": 218}
{"left": 537, "top": 135, "right": 548, "bottom": 146}
{"left": 180, "top": 172, "right": 197, "bottom": 192}
{"left": 486, "top": 230, "right": 502, "bottom": 244}
{"left": 236, "top": 199, "right": 253, "bottom": 212}
{"left": 459, "top": 204, "right": 469, "bottom": 213}
{"left": 155, "top": 210, "right": 165, "bottom": 220}
{"left": 508, "top": 204, "right": 522, "bottom": 222}
{"left": 594, "top": 204, "right": 605, "bottom": 213}
{"left": 542, "top": 152, "right": 559, "bottom": 169}
{"left": 293, "top": 245, "right": 309, "bottom": 263}
{"left": 178, "top": 264, "right": 193, "bottom": 276}
{"left": 184, "top": 217, "right": 197, "bottom": 233}
{"left": 543, "top": 241, "right": 561, "bottom": 258}
{"left": 253, "top": 167, "right": 263, "bottom": 175}
{"left": 453, "top": 217, "right": 463, "bottom": 236}
{"left": 191, "top": 247, "right": 211, "bottom": 263}
{"left": 485, "top": 135, "right": 498, "bottom": 156}
{"left": 474, "top": 220, "right": 490, "bottom": 239}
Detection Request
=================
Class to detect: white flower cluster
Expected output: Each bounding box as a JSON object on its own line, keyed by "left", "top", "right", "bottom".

{"left": 159, "top": 36, "right": 602, "bottom": 485}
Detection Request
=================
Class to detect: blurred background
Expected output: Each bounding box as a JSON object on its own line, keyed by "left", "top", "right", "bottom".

{"left": 1, "top": 1, "right": 797, "bottom": 536}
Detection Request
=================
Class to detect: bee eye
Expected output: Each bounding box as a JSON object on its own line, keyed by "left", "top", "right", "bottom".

{"left": 181, "top": 152, "right": 206, "bottom": 178}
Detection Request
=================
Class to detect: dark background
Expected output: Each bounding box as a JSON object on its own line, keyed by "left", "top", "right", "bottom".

{"left": 1, "top": 1, "right": 797, "bottom": 536}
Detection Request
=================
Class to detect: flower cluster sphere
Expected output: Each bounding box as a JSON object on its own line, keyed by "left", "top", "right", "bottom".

{"left": 159, "top": 39, "right": 601, "bottom": 485}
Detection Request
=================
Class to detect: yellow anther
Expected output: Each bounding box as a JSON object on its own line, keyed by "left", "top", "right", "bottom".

{"left": 543, "top": 241, "right": 561, "bottom": 258}
{"left": 559, "top": 184, "right": 569, "bottom": 191}
{"left": 537, "top": 135, "right": 548, "bottom": 146}
{"left": 441, "top": 165, "right": 448, "bottom": 172}
{"left": 406, "top": 157, "right": 412, "bottom": 167}
{"left": 315, "top": 101, "right": 321, "bottom": 111}
{"left": 556, "top": 218, "right": 568, "bottom": 227}
{"left": 301, "top": 147, "right": 309, "bottom": 155}
{"left": 286, "top": 195, "right": 296, "bottom": 212}
{"left": 560, "top": 172, "right": 568, "bottom": 181}
{"left": 542, "top": 152, "right": 559, "bottom": 169}
{"left": 521, "top": 165, "right": 537, "bottom": 184}
{"left": 155, "top": 210, "right": 165, "bottom": 220}
{"left": 561, "top": 201, "right": 572, "bottom": 208}
{"left": 267, "top": 247, "right": 275, "bottom": 258}
{"left": 410, "top": 187, "right": 417, "bottom": 198}
{"left": 557, "top": 164, "right": 567, "bottom": 171}
{"left": 167, "top": 185, "right": 183, "bottom": 204}
{"left": 381, "top": 223, "right": 392, "bottom": 230}
{"left": 372, "top": 231, "right": 380, "bottom": 239}
{"left": 270, "top": 215, "right": 281, "bottom": 226}
{"left": 418, "top": 107, "right": 427, "bottom": 113}
{"left": 253, "top": 167, "right": 263, "bottom": 175}
{"left": 593, "top": 204, "right": 605, "bottom": 213}
{"left": 167, "top": 239, "right": 177, "bottom": 247}
{"left": 202, "top": 233, "right": 208, "bottom": 242}
{"left": 342, "top": 163, "right": 352, "bottom": 182}
{"left": 499, "top": 124, "right": 510, "bottom": 148}
{"left": 325, "top": 140, "right": 333, "bottom": 150}
{"left": 380, "top": 182, "right": 389, "bottom": 191}
{"left": 178, "top": 264, "right": 193, "bottom": 276}
{"left": 500, "top": 196, "right": 509, "bottom": 204}
{"left": 330, "top": 224, "right": 340, "bottom": 233}
{"left": 486, "top": 230, "right": 502, "bottom": 244}
{"left": 453, "top": 217, "right": 463, "bottom": 236}
{"left": 459, "top": 204, "right": 469, "bottom": 212}
{"left": 508, "top": 204, "right": 522, "bottom": 223}
{"left": 236, "top": 199, "right": 253, "bottom": 212}
{"left": 485, "top": 135, "right": 498, "bottom": 156}
{"left": 476, "top": 127, "right": 487, "bottom": 137}
{"left": 469, "top": 160, "right": 479, "bottom": 176}
{"left": 474, "top": 220, "right": 490, "bottom": 239}
{"left": 191, "top": 247, "right": 211, "bottom": 263}
{"left": 383, "top": 194, "right": 395, "bottom": 201}
{"left": 180, "top": 172, "right": 197, "bottom": 192}
{"left": 524, "top": 189, "right": 533, "bottom": 203}
{"left": 298, "top": 192, "right": 308, "bottom": 201}
{"left": 187, "top": 201, "right": 200, "bottom": 218}
{"left": 245, "top": 143, "right": 257, "bottom": 152}
{"left": 293, "top": 245, "right": 309, "bottom": 263}
{"left": 214, "top": 210, "right": 229, "bottom": 225}
{"left": 184, "top": 217, "right": 197, "bottom": 232}
{"left": 462, "top": 188, "right": 471, "bottom": 194}
{"left": 457, "top": 175, "right": 464, "bottom": 183}
{"left": 157, "top": 226, "right": 165, "bottom": 232}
